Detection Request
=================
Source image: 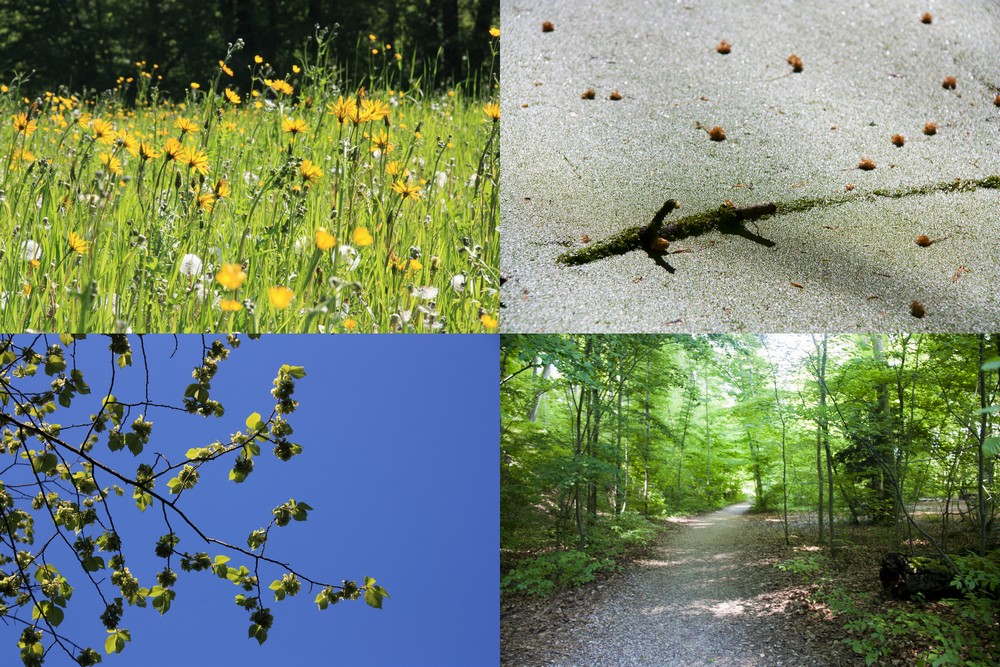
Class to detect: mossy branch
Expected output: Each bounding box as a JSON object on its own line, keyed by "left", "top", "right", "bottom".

{"left": 557, "top": 175, "right": 1000, "bottom": 266}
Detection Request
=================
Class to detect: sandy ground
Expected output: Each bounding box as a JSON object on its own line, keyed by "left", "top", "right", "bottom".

{"left": 500, "top": 0, "right": 1000, "bottom": 332}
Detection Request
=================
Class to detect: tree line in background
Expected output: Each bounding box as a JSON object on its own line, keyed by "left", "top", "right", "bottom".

{"left": 501, "top": 334, "right": 998, "bottom": 588}
{"left": 0, "top": 0, "right": 498, "bottom": 97}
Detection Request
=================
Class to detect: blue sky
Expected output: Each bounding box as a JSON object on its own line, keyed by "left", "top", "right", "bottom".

{"left": 1, "top": 334, "right": 498, "bottom": 666}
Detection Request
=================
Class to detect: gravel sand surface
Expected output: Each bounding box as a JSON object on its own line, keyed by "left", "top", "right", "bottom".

{"left": 500, "top": 0, "right": 1000, "bottom": 332}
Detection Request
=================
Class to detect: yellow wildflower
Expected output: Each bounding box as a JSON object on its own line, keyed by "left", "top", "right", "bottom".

{"left": 12, "top": 112, "right": 37, "bottom": 136}
{"left": 224, "top": 89, "right": 241, "bottom": 104}
{"left": 268, "top": 286, "right": 295, "bottom": 309}
{"left": 353, "top": 227, "right": 374, "bottom": 247}
{"left": 327, "top": 96, "right": 357, "bottom": 124}
{"left": 163, "top": 137, "right": 184, "bottom": 162}
{"left": 484, "top": 101, "right": 500, "bottom": 121}
{"left": 281, "top": 117, "right": 308, "bottom": 136}
{"left": 68, "top": 232, "right": 89, "bottom": 255}
{"left": 390, "top": 180, "right": 422, "bottom": 201}
{"left": 216, "top": 263, "right": 246, "bottom": 290}
{"left": 175, "top": 117, "right": 199, "bottom": 135}
{"left": 481, "top": 314, "right": 498, "bottom": 329}
{"left": 219, "top": 299, "right": 243, "bottom": 312}
{"left": 91, "top": 118, "right": 114, "bottom": 144}
{"left": 299, "top": 159, "right": 322, "bottom": 186}
{"left": 181, "top": 146, "right": 210, "bottom": 176}
{"left": 99, "top": 153, "right": 123, "bottom": 176}
{"left": 315, "top": 228, "right": 336, "bottom": 251}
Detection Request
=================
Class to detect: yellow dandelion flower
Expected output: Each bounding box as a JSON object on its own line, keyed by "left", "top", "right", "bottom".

{"left": 218, "top": 61, "right": 234, "bottom": 76}
{"left": 175, "top": 116, "right": 199, "bottom": 134}
{"left": 353, "top": 227, "right": 374, "bottom": 247}
{"left": 371, "top": 130, "right": 394, "bottom": 154}
{"left": 254, "top": 55, "right": 263, "bottom": 64}
{"left": 315, "top": 228, "right": 336, "bottom": 251}
{"left": 216, "top": 263, "right": 246, "bottom": 290}
{"left": 369, "top": 33, "right": 376, "bottom": 41}
{"left": 269, "top": 79, "right": 293, "bottom": 95}
{"left": 190, "top": 82, "right": 201, "bottom": 89}
{"left": 138, "top": 142, "right": 161, "bottom": 161}
{"left": 481, "top": 314, "right": 498, "bottom": 329}
{"left": 11, "top": 149, "right": 35, "bottom": 170}
{"left": 292, "top": 64, "right": 301, "bottom": 74}
{"left": 390, "top": 180, "right": 422, "bottom": 201}
{"left": 268, "top": 286, "right": 295, "bottom": 308}
{"left": 224, "top": 88, "right": 241, "bottom": 104}
{"left": 281, "top": 117, "right": 308, "bottom": 136}
{"left": 12, "top": 112, "right": 37, "bottom": 136}
{"left": 326, "top": 96, "right": 357, "bottom": 124}
{"left": 91, "top": 118, "right": 114, "bottom": 144}
{"left": 114, "top": 129, "right": 140, "bottom": 156}
{"left": 484, "top": 101, "right": 500, "bottom": 121}
{"left": 163, "top": 137, "right": 184, "bottom": 162}
{"left": 98, "top": 153, "right": 123, "bottom": 176}
{"left": 360, "top": 98, "right": 390, "bottom": 122}
{"left": 299, "top": 159, "right": 322, "bottom": 186}
{"left": 385, "top": 161, "right": 403, "bottom": 176}
{"left": 489, "top": 27, "right": 500, "bottom": 37}
{"left": 68, "top": 232, "right": 89, "bottom": 255}
{"left": 219, "top": 299, "right": 243, "bottom": 312}
{"left": 395, "top": 53, "right": 402, "bottom": 61}
{"left": 409, "top": 259, "right": 423, "bottom": 272}
{"left": 181, "top": 146, "right": 210, "bottom": 176}
{"left": 344, "top": 318, "right": 358, "bottom": 331}
{"left": 213, "top": 178, "right": 231, "bottom": 198}
{"left": 197, "top": 192, "right": 216, "bottom": 212}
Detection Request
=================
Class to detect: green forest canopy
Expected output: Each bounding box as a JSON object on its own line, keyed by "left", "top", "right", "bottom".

{"left": 0, "top": 0, "right": 498, "bottom": 97}
{"left": 501, "top": 334, "right": 999, "bottom": 555}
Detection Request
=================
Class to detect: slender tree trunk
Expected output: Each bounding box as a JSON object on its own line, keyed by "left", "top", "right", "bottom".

{"left": 703, "top": 372, "right": 712, "bottom": 507}
{"left": 812, "top": 335, "right": 825, "bottom": 544}
{"left": 978, "top": 335, "right": 988, "bottom": 557}
{"left": 763, "top": 337, "right": 790, "bottom": 545}
{"left": 643, "top": 358, "right": 651, "bottom": 517}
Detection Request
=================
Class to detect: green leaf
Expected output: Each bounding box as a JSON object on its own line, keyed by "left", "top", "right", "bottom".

{"left": 984, "top": 437, "right": 1000, "bottom": 458}
{"left": 976, "top": 405, "right": 1000, "bottom": 414}
{"left": 185, "top": 447, "right": 205, "bottom": 459}
{"left": 248, "top": 623, "right": 268, "bottom": 645}
{"left": 104, "top": 629, "right": 129, "bottom": 655}
{"left": 280, "top": 364, "right": 307, "bottom": 379}
{"left": 365, "top": 586, "right": 384, "bottom": 609}
{"left": 125, "top": 432, "right": 143, "bottom": 456}
{"left": 982, "top": 358, "right": 1000, "bottom": 371}
{"left": 245, "top": 412, "right": 264, "bottom": 430}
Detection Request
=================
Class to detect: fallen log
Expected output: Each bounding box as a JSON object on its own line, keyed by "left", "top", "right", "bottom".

{"left": 879, "top": 553, "right": 961, "bottom": 600}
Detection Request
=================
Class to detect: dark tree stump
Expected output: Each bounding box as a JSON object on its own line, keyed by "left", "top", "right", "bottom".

{"left": 880, "top": 553, "right": 961, "bottom": 600}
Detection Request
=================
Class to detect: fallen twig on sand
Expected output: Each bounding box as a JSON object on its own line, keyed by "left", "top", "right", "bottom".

{"left": 557, "top": 175, "right": 1000, "bottom": 267}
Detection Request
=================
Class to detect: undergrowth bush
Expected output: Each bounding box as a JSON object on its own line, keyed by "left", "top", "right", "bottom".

{"left": 500, "top": 550, "right": 616, "bottom": 597}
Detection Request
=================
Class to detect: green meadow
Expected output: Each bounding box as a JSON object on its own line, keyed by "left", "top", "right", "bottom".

{"left": 0, "top": 30, "right": 499, "bottom": 333}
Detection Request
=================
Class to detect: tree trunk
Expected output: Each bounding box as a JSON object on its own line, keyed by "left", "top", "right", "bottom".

{"left": 643, "top": 358, "right": 651, "bottom": 518}
{"left": 704, "top": 372, "right": 711, "bottom": 507}
{"left": 978, "top": 335, "right": 988, "bottom": 557}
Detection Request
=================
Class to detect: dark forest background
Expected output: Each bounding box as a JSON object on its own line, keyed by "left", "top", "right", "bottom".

{"left": 0, "top": 0, "right": 498, "bottom": 97}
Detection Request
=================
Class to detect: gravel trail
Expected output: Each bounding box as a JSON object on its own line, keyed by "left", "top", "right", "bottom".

{"left": 538, "top": 504, "right": 844, "bottom": 666}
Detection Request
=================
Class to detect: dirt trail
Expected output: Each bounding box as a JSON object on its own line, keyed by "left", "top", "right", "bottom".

{"left": 504, "top": 504, "right": 854, "bottom": 666}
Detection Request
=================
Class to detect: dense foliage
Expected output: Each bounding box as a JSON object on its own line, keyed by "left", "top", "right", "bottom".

{"left": 0, "top": 0, "right": 498, "bottom": 97}
{"left": 500, "top": 334, "right": 1000, "bottom": 663}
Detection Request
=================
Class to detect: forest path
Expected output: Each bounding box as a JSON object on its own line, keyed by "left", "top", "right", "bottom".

{"left": 530, "top": 503, "right": 844, "bottom": 666}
